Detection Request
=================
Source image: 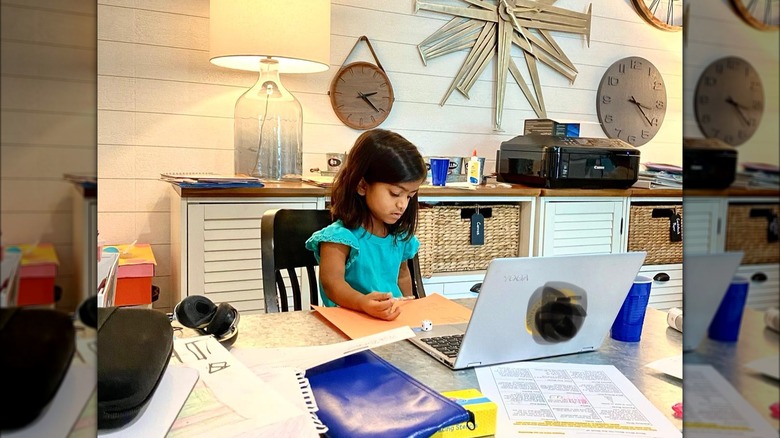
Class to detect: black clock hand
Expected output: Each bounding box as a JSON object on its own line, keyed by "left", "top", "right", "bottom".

{"left": 630, "top": 97, "right": 652, "bottom": 110}
{"left": 357, "top": 91, "right": 380, "bottom": 112}
{"left": 725, "top": 96, "right": 749, "bottom": 109}
{"left": 628, "top": 96, "right": 653, "bottom": 125}
{"left": 725, "top": 96, "right": 751, "bottom": 126}
{"left": 360, "top": 91, "right": 378, "bottom": 98}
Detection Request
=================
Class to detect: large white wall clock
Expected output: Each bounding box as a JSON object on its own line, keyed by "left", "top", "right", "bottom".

{"left": 415, "top": 0, "right": 592, "bottom": 130}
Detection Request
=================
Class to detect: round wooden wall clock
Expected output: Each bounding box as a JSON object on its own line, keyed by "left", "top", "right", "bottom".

{"left": 694, "top": 56, "right": 765, "bottom": 146}
{"left": 729, "top": 0, "right": 779, "bottom": 30}
{"left": 329, "top": 36, "right": 394, "bottom": 130}
{"left": 631, "top": 0, "right": 684, "bottom": 31}
{"left": 596, "top": 56, "right": 667, "bottom": 146}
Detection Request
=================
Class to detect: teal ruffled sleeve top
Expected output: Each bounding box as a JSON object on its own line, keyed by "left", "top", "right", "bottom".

{"left": 305, "top": 220, "right": 420, "bottom": 307}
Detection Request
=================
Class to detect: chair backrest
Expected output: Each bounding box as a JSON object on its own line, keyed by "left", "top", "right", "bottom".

{"left": 261, "top": 209, "right": 426, "bottom": 313}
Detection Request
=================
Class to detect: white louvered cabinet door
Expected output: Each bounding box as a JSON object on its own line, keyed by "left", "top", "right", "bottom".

{"left": 682, "top": 198, "right": 727, "bottom": 254}
{"left": 539, "top": 199, "right": 626, "bottom": 257}
{"left": 186, "top": 202, "right": 317, "bottom": 313}
{"left": 737, "top": 264, "right": 780, "bottom": 310}
{"left": 639, "top": 264, "right": 683, "bottom": 310}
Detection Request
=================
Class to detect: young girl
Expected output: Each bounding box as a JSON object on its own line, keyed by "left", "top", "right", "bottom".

{"left": 305, "top": 129, "right": 427, "bottom": 321}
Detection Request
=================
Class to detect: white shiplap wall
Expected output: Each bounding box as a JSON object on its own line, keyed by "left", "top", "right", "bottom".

{"left": 1, "top": 0, "right": 96, "bottom": 311}
{"left": 685, "top": 0, "right": 780, "bottom": 166}
{"left": 97, "top": 0, "right": 684, "bottom": 311}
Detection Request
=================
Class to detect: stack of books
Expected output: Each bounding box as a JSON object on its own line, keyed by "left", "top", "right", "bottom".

{"left": 160, "top": 172, "right": 264, "bottom": 188}
{"left": 634, "top": 163, "right": 683, "bottom": 189}
{"left": 733, "top": 163, "right": 780, "bottom": 189}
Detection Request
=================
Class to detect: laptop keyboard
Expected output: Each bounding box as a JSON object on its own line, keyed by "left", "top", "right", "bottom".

{"left": 421, "top": 334, "right": 463, "bottom": 358}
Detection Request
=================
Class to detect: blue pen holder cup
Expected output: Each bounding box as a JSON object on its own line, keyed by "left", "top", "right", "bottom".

{"left": 430, "top": 158, "right": 450, "bottom": 187}
{"left": 708, "top": 276, "right": 750, "bottom": 342}
{"left": 611, "top": 276, "right": 653, "bottom": 342}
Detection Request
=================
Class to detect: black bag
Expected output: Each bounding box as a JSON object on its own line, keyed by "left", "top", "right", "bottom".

{"left": 97, "top": 307, "right": 173, "bottom": 429}
{"left": 0, "top": 307, "right": 75, "bottom": 430}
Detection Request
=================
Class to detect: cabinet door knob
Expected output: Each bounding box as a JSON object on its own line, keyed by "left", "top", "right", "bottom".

{"left": 653, "top": 273, "right": 670, "bottom": 282}
{"left": 751, "top": 272, "right": 768, "bottom": 282}
{"left": 470, "top": 283, "right": 482, "bottom": 293}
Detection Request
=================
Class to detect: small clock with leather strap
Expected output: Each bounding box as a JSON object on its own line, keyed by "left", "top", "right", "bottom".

{"left": 329, "top": 36, "right": 394, "bottom": 130}
{"left": 631, "top": 0, "right": 683, "bottom": 31}
{"left": 596, "top": 56, "right": 667, "bottom": 146}
{"left": 694, "top": 56, "right": 764, "bottom": 146}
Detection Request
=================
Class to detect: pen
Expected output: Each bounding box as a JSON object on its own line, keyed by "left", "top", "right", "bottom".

{"left": 23, "top": 239, "right": 40, "bottom": 256}
{"left": 121, "top": 240, "right": 137, "bottom": 256}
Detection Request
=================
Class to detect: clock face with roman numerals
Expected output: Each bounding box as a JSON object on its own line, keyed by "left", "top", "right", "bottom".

{"left": 596, "top": 57, "right": 667, "bottom": 147}
{"left": 329, "top": 61, "right": 394, "bottom": 130}
{"left": 694, "top": 56, "right": 764, "bottom": 146}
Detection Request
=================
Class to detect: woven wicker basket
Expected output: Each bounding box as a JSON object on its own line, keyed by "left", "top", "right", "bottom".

{"left": 726, "top": 204, "right": 780, "bottom": 264}
{"left": 627, "top": 205, "right": 683, "bottom": 265}
{"left": 417, "top": 204, "right": 521, "bottom": 277}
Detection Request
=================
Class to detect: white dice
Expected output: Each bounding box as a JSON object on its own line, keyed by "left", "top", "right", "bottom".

{"left": 421, "top": 319, "right": 433, "bottom": 331}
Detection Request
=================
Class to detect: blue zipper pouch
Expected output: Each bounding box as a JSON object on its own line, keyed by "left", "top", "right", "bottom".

{"left": 307, "top": 349, "right": 473, "bottom": 438}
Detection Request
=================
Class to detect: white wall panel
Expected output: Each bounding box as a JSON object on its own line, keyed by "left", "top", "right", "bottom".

{"left": 95, "top": 0, "right": 693, "bottom": 311}
{"left": 1, "top": 0, "right": 96, "bottom": 312}
{"left": 684, "top": 0, "right": 779, "bottom": 166}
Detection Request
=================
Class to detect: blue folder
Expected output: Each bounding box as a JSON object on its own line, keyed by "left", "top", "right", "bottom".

{"left": 307, "top": 350, "right": 473, "bottom": 438}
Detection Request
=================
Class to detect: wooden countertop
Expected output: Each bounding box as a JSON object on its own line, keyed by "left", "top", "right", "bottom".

{"left": 536, "top": 187, "right": 688, "bottom": 197}
{"left": 172, "top": 181, "right": 777, "bottom": 199}
{"left": 419, "top": 184, "right": 541, "bottom": 197}
{"left": 683, "top": 187, "right": 780, "bottom": 198}
{"left": 173, "top": 181, "right": 542, "bottom": 198}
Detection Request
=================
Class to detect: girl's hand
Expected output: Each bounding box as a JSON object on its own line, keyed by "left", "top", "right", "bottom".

{"left": 359, "top": 292, "right": 400, "bottom": 321}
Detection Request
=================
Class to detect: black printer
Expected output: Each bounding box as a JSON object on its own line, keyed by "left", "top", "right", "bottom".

{"left": 682, "top": 138, "right": 737, "bottom": 189}
{"left": 496, "top": 135, "right": 640, "bottom": 189}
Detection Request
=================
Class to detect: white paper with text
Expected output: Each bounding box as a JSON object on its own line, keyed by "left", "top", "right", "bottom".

{"left": 683, "top": 364, "right": 776, "bottom": 437}
{"left": 170, "top": 336, "right": 317, "bottom": 437}
{"left": 476, "top": 362, "right": 681, "bottom": 437}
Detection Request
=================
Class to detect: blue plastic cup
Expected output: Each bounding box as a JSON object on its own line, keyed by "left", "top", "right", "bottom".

{"left": 430, "top": 158, "right": 450, "bottom": 186}
{"left": 611, "top": 276, "right": 653, "bottom": 342}
{"left": 708, "top": 276, "right": 749, "bottom": 342}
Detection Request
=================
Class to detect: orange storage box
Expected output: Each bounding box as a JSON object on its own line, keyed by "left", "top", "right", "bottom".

{"left": 103, "top": 243, "right": 156, "bottom": 306}
{"left": 6, "top": 243, "right": 59, "bottom": 306}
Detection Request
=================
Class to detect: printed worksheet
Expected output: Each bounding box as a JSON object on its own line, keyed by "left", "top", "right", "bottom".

{"left": 476, "top": 362, "right": 681, "bottom": 437}
{"left": 683, "top": 364, "right": 776, "bottom": 437}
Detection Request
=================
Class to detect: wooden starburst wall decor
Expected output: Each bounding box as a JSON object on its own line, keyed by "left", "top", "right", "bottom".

{"left": 415, "top": 0, "right": 592, "bottom": 130}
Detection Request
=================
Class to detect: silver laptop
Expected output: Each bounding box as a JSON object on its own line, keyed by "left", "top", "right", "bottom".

{"left": 682, "top": 252, "right": 744, "bottom": 352}
{"left": 409, "top": 252, "right": 647, "bottom": 369}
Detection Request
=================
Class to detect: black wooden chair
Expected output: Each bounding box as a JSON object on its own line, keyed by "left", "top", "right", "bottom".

{"left": 260, "top": 209, "right": 426, "bottom": 313}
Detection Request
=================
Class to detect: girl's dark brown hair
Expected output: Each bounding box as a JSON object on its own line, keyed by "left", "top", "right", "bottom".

{"left": 330, "top": 129, "right": 426, "bottom": 240}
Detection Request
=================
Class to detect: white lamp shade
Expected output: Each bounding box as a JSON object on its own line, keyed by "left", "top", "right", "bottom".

{"left": 209, "top": 0, "right": 331, "bottom": 73}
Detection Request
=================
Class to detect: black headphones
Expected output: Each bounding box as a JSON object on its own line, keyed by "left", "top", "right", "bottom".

{"left": 173, "top": 296, "right": 239, "bottom": 346}
{"left": 527, "top": 282, "right": 587, "bottom": 344}
{"left": 78, "top": 296, "right": 98, "bottom": 328}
